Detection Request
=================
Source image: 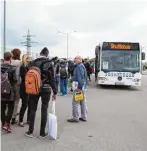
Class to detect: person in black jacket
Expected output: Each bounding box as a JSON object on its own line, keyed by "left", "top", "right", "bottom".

{"left": 54, "top": 58, "right": 60, "bottom": 93}
{"left": 18, "top": 55, "right": 31, "bottom": 127}
{"left": 25, "top": 47, "right": 57, "bottom": 138}
{"left": 1, "top": 52, "right": 16, "bottom": 133}
{"left": 68, "top": 60, "right": 74, "bottom": 92}
{"left": 68, "top": 60, "right": 74, "bottom": 78}
{"left": 84, "top": 59, "right": 92, "bottom": 81}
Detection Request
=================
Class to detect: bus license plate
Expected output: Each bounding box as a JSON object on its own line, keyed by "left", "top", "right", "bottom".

{"left": 115, "top": 82, "right": 124, "bottom": 85}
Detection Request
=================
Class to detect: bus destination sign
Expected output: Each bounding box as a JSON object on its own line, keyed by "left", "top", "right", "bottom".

{"left": 110, "top": 43, "right": 130, "bottom": 50}
{"left": 102, "top": 42, "right": 140, "bottom": 51}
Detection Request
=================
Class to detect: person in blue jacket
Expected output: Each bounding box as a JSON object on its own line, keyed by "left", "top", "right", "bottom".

{"left": 68, "top": 56, "right": 88, "bottom": 122}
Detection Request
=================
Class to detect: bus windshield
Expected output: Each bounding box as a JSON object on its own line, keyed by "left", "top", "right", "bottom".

{"left": 101, "top": 50, "right": 140, "bottom": 73}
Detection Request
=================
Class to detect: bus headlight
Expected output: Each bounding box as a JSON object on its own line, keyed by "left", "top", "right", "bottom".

{"left": 99, "top": 77, "right": 107, "bottom": 81}
{"left": 133, "top": 79, "right": 141, "bottom": 82}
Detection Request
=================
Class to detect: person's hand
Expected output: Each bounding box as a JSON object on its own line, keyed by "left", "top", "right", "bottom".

{"left": 52, "top": 95, "right": 56, "bottom": 101}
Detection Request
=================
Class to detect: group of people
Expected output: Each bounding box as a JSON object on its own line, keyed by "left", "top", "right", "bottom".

{"left": 54, "top": 57, "right": 94, "bottom": 96}
{"left": 1, "top": 47, "right": 88, "bottom": 138}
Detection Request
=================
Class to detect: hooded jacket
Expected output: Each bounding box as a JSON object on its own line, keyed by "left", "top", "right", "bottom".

{"left": 11, "top": 59, "right": 21, "bottom": 66}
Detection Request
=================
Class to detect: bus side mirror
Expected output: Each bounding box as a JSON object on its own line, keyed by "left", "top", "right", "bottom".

{"left": 142, "top": 52, "right": 145, "bottom": 60}
{"left": 95, "top": 45, "right": 100, "bottom": 56}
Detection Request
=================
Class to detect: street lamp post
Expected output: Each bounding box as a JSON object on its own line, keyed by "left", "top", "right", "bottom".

{"left": 3, "top": 0, "right": 6, "bottom": 54}
{"left": 66, "top": 34, "right": 68, "bottom": 60}
{"left": 58, "top": 31, "right": 76, "bottom": 60}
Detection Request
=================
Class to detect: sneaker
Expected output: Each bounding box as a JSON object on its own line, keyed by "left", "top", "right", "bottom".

{"left": 3, "top": 123, "right": 12, "bottom": 133}
{"left": 39, "top": 133, "right": 48, "bottom": 139}
{"left": 79, "top": 118, "right": 87, "bottom": 122}
{"left": 11, "top": 118, "right": 18, "bottom": 125}
{"left": 25, "top": 131, "right": 33, "bottom": 138}
{"left": 3, "top": 123, "right": 8, "bottom": 131}
{"left": 67, "top": 118, "right": 79, "bottom": 123}
{"left": 7, "top": 125, "right": 12, "bottom": 133}
{"left": 25, "top": 121, "right": 30, "bottom": 125}
{"left": 60, "top": 93, "right": 67, "bottom": 96}
{"left": 19, "top": 122, "right": 24, "bottom": 127}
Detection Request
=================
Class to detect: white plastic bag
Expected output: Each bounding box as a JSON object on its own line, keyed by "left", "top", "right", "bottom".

{"left": 72, "top": 81, "right": 78, "bottom": 90}
{"left": 48, "top": 101, "right": 57, "bottom": 140}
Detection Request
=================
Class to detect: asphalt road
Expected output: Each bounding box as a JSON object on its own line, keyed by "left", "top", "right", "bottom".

{"left": 1, "top": 75, "right": 147, "bottom": 151}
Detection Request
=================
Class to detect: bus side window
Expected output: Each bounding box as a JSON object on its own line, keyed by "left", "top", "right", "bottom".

{"left": 142, "top": 52, "right": 145, "bottom": 60}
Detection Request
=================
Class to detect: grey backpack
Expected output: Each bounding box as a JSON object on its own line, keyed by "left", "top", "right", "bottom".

{"left": 1, "top": 69, "right": 11, "bottom": 95}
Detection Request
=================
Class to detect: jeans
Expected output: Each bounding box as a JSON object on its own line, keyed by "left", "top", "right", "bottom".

{"left": 1, "top": 101, "right": 14, "bottom": 126}
{"left": 28, "top": 91, "right": 51, "bottom": 135}
{"left": 12, "top": 88, "right": 20, "bottom": 119}
{"left": 60, "top": 78, "right": 68, "bottom": 95}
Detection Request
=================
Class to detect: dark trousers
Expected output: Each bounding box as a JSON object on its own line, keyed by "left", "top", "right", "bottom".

{"left": 19, "top": 94, "right": 30, "bottom": 123}
{"left": 28, "top": 91, "right": 51, "bottom": 135}
{"left": 87, "top": 72, "right": 91, "bottom": 81}
{"left": 55, "top": 75, "right": 60, "bottom": 92}
{"left": 1, "top": 101, "right": 14, "bottom": 126}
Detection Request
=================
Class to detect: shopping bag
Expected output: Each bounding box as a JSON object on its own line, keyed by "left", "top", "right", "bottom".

{"left": 48, "top": 101, "right": 57, "bottom": 140}
{"left": 72, "top": 81, "right": 78, "bottom": 90}
{"left": 68, "top": 80, "right": 72, "bottom": 88}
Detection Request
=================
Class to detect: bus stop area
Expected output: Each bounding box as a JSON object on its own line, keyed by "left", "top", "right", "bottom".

{"left": 1, "top": 75, "right": 147, "bottom": 151}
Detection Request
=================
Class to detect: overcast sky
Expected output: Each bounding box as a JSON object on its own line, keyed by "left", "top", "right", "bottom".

{"left": 1, "top": 0, "right": 147, "bottom": 58}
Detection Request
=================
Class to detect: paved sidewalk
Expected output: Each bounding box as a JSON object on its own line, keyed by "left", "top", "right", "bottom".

{"left": 1, "top": 76, "right": 147, "bottom": 151}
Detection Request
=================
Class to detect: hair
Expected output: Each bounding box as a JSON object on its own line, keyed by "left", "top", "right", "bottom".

{"left": 54, "top": 56, "right": 58, "bottom": 60}
{"left": 75, "top": 56, "right": 82, "bottom": 63}
{"left": 40, "top": 47, "right": 49, "bottom": 56}
{"left": 22, "top": 55, "right": 32, "bottom": 66}
{"left": 22, "top": 55, "right": 27, "bottom": 65}
{"left": 11, "top": 48, "right": 21, "bottom": 60}
{"left": 26, "top": 56, "right": 32, "bottom": 63}
{"left": 4, "top": 52, "right": 13, "bottom": 61}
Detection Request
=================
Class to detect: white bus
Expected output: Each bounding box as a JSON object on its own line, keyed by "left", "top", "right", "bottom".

{"left": 95, "top": 42, "right": 145, "bottom": 86}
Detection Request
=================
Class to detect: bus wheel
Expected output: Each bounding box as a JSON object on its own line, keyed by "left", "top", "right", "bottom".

{"left": 126, "top": 86, "right": 131, "bottom": 89}
{"left": 99, "top": 84, "right": 105, "bottom": 88}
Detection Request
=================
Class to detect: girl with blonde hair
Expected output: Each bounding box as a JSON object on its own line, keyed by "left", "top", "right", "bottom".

{"left": 18, "top": 54, "right": 32, "bottom": 126}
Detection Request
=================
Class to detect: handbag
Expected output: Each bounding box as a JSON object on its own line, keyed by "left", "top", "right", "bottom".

{"left": 74, "top": 90, "right": 84, "bottom": 102}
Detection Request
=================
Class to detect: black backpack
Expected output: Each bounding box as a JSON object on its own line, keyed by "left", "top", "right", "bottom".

{"left": 60, "top": 65, "right": 68, "bottom": 79}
